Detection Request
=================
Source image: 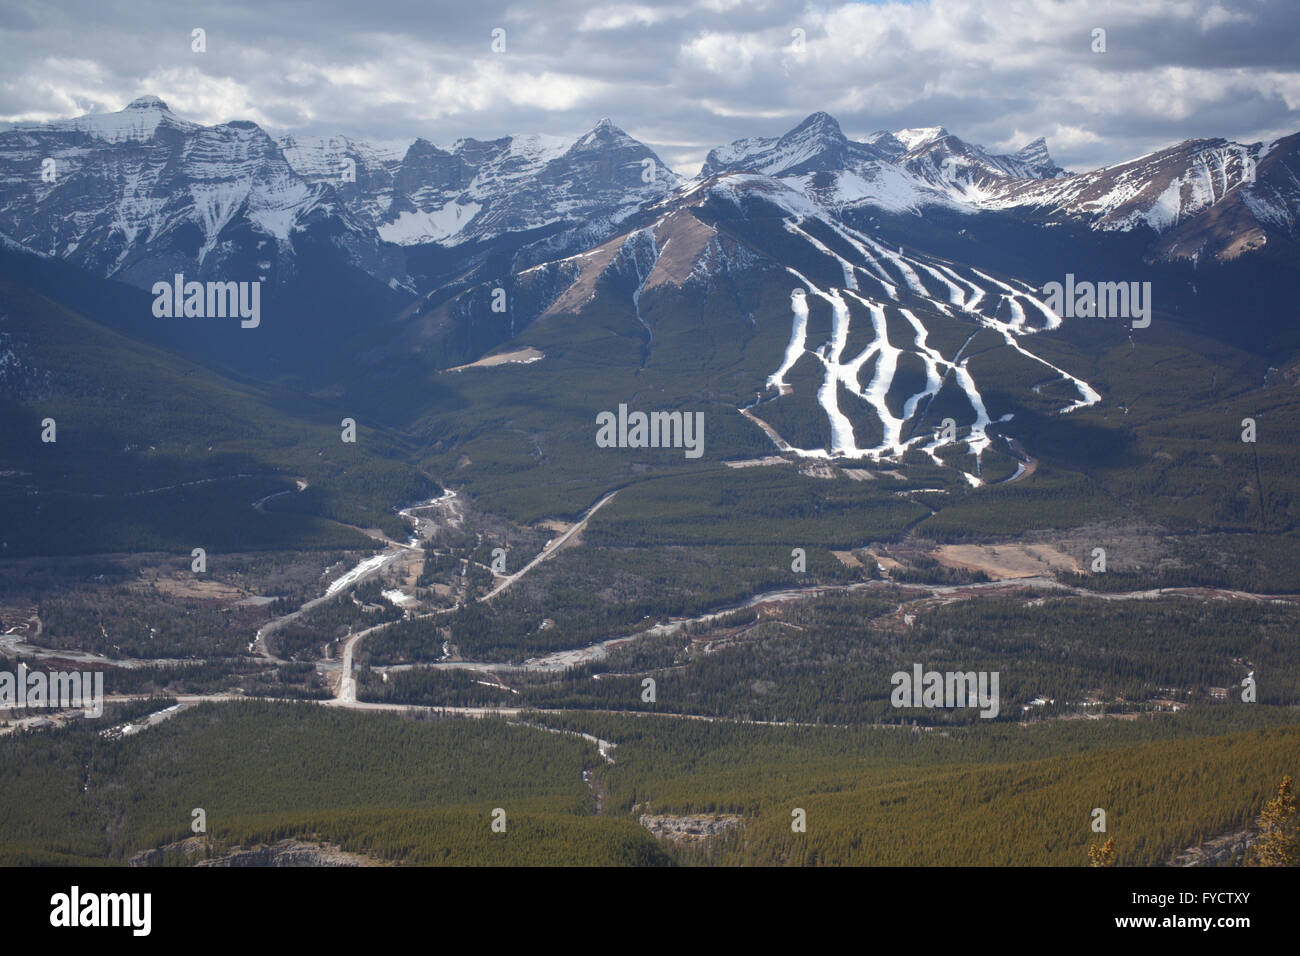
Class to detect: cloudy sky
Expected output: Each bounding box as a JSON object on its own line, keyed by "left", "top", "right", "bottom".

{"left": 3, "top": 0, "right": 1297, "bottom": 175}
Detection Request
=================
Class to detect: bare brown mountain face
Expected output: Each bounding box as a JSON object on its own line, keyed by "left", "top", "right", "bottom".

{"left": 992, "top": 132, "right": 1300, "bottom": 264}
{"left": 1151, "top": 132, "right": 1300, "bottom": 264}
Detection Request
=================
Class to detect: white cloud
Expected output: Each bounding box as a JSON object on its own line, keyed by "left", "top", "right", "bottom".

{"left": 678, "top": 30, "right": 766, "bottom": 77}
{"left": 579, "top": 4, "right": 681, "bottom": 31}
{"left": 0, "top": 0, "right": 1294, "bottom": 175}
{"left": 1200, "top": 3, "right": 1253, "bottom": 31}
{"left": 1046, "top": 123, "right": 1104, "bottom": 153}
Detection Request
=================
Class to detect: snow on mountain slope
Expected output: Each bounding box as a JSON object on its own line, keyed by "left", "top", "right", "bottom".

{"left": 0, "top": 98, "right": 683, "bottom": 310}
{"left": 702, "top": 171, "right": 827, "bottom": 220}
{"left": 701, "top": 112, "right": 890, "bottom": 179}
{"left": 284, "top": 119, "right": 678, "bottom": 246}
{"left": 438, "top": 118, "right": 679, "bottom": 243}
{"left": 1010, "top": 138, "right": 1064, "bottom": 179}
{"left": 894, "top": 126, "right": 948, "bottom": 152}
{"left": 743, "top": 207, "right": 1098, "bottom": 470}
{"left": 982, "top": 133, "right": 1300, "bottom": 261}
{"left": 986, "top": 138, "right": 1262, "bottom": 230}
{"left": 480, "top": 171, "right": 1098, "bottom": 481}
{"left": 2, "top": 95, "right": 199, "bottom": 144}
{"left": 276, "top": 133, "right": 409, "bottom": 225}
{"left": 700, "top": 112, "right": 1297, "bottom": 264}
{"left": 702, "top": 113, "right": 1066, "bottom": 215}
{"left": 4, "top": 96, "right": 1294, "bottom": 320}
{"left": 903, "top": 131, "right": 1066, "bottom": 202}
{"left": 276, "top": 134, "right": 410, "bottom": 181}
{"left": 774, "top": 180, "right": 1091, "bottom": 455}
{"left": 378, "top": 201, "right": 483, "bottom": 244}
{"left": 0, "top": 98, "right": 344, "bottom": 283}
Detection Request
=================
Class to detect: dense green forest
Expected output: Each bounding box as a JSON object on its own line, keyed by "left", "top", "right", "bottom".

{"left": 2, "top": 697, "right": 1293, "bottom": 866}
{"left": 0, "top": 701, "right": 643, "bottom": 864}
{"left": 356, "top": 590, "right": 1300, "bottom": 723}
{"left": 0, "top": 281, "right": 434, "bottom": 556}
{"left": 532, "top": 709, "right": 1300, "bottom": 866}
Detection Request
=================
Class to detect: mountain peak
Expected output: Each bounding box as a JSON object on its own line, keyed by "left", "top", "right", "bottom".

{"left": 701, "top": 111, "right": 860, "bottom": 178}
{"left": 406, "top": 136, "right": 449, "bottom": 154}
{"left": 790, "top": 111, "right": 844, "bottom": 137}
{"left": 1010, "top": 136, "right": 1064, "bottom": 177}
{"left": 894, "top": 126, "right": 949, "bottom": 151}
{"left": 569, "top": 117, "right": 632, "bottom": 152}
{"left": 52, "top": 94, "right": 193, "bottom": 144}
{"left": 125, "top": 95, "right": 170, "bottom": 112}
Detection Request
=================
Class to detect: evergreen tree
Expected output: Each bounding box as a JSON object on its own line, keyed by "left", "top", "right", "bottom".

{"left": 1248, "top": 775, "right": 1299, "bottom": 867}
{"left": 1088, "top": 837, "right": 1116, "bottom": 867}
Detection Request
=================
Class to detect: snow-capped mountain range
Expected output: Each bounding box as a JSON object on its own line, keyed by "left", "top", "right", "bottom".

{"left": 0, "top": 96, "right": 699, "bottom": 377}
{"left": 2, "top": 98, "right": 1297, "bottom": 475}
{"left": 0, "top": 96, "right": 680, "bottom": 292}
{"left": 0, "top": 97, "right": 1296, "bottom": 303}
{"left": 0, "top": 96, "right": 332, "bottom": 287}
{"left": 699, "top": 111, "right": 1298, "bottom": 264}
{"left": 701, "top": 111, "right": 1066, "bottom": 211}
{"left": 279, "top": 118, "right": 679, "bottom": 245}
{"left": 987, "top": 134, "right": 1299, "bottom": 263}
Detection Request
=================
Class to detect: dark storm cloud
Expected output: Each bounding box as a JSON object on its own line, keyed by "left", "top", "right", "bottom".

{"left": 2, "top": 0, "right": 1296, "bottom": 175}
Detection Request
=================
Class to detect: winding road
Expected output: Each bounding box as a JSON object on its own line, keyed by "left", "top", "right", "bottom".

{"left": 10, "top": 480, "right": 1297, "bottom": 762}
{"left": 328, "top": 489, "right": 619, "bottom": 700}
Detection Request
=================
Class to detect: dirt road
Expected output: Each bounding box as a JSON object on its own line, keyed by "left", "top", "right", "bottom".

{"left": 481, "top": 491, "right": 618, "bottom": 601}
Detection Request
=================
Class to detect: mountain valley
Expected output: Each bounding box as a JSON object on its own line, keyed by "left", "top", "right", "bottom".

{"left": 2, "top": 95, "right": 1298, "bottom": 869}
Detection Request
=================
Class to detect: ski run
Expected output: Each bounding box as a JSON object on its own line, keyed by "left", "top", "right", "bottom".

{"left": 755, "top": 217, "right": 1100, "bottom": 475}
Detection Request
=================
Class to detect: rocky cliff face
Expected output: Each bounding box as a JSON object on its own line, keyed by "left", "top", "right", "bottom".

{"left": 131, "top": 837, "right": 381, "bottom": 867}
